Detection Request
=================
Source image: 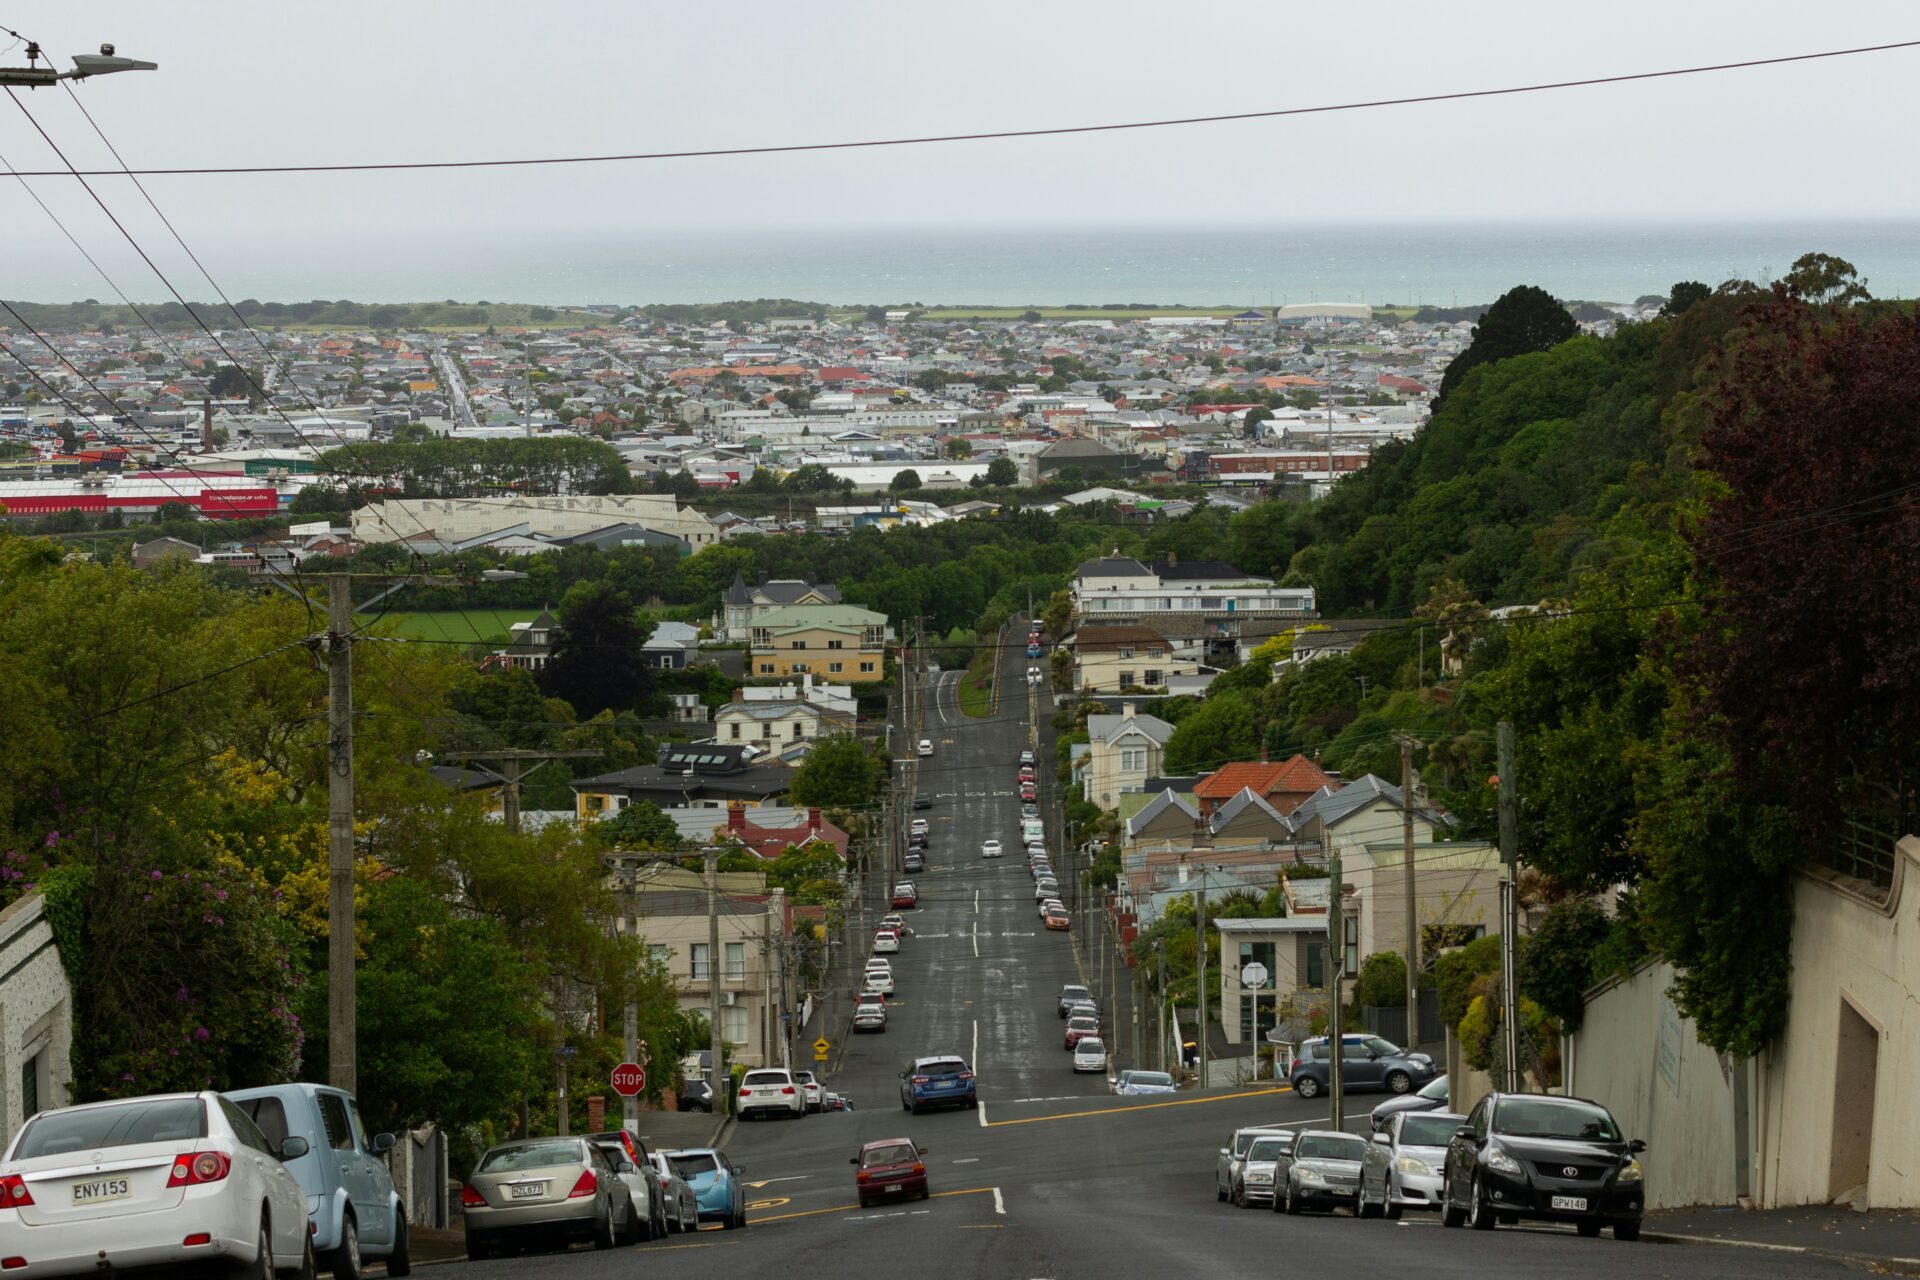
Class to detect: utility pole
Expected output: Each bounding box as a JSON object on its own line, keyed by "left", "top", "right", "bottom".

{"left": 325, "top": 574, "right": 356, "bottom": 1094}
{"left": 1194, "top": 876, "right": 1209, "bottom": 1085}
{"left": 446, "top": 748, "right": 602, "bottom": 834}
{"left": 1496, "top": 721, "right": 1521, "bottom": 1089}
{"left": 1328, "top": 844, "right": 1345, "bottom": 1130}
{"left": 1155, "top": 940, "right": 1167, "bottom": 1072}
{"left": 622, "top": 997, "right": 639, "bottom": 1135}
{"left": 705, "top": 847, "right": 727, "bottom": 1114}
{"left": 1392, "top": 733, "right": 1425, "bottom": 1040}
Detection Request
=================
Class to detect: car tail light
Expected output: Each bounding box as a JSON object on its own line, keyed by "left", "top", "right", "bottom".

{"left": 0, "top": 1175, "right": 32, "bottom": 1208}
{"left": 780, "top": 1086, "right": 796, "bottom": 1095}
{"left": 855, "top": 1169, "right": 871, "bottom": 1182}
{"left": 911, "top": 1163, "right": 925, "bottom": 1176}
{"left": 568, "top": 1169, "right": 598, "bottom": 1199}
{"left": 739, "top": 1088, "right": 752, "bottom": 1097}
{"left": 911, "top": 1075, "right": 929, "bottom": 1084}
{"left": 460, "top": 1184, "right": 487, "bottom": 1208}
{"left": 183, "top": 1232, "right": 212, "bottom": 1247}
{"left": 166, "top": 1152, "right": 231, "bottom": 1188}
{"left": 959, "top": 1071, "right": 974, "bottom": 1082}
{"left": 0, "top": 1259, "right": 22, "bottom": 1271}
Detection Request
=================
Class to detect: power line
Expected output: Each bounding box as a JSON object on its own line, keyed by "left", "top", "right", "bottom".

{"left": 4, "top": 40, "right": 1913, "bottom": 178}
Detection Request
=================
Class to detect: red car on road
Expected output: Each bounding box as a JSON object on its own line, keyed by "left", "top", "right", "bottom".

{"left": 1065, "top": 1015, "right": 1101, "bottom": 1050}
{"left": 891, "top": 883, "right": 919, "bottom": 909}
{"left": 853, "top": 1138, "right": 930, "bottom": 1207}
{"left": 1019, "top": 782, "right": 1037, "bottom": 801}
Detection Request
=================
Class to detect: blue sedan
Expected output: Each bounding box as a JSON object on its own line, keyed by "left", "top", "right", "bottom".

{"left": 663, "top": 1148, "right": 747, "bottom": 1230}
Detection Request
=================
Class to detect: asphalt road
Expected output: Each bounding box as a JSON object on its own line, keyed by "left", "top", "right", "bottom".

{"left": 430, "top": 622, "right": 1859, "bottom": 1279}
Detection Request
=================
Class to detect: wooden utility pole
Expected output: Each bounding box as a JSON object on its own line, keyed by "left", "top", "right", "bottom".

{"left": 706, "top": 846, "right": 726, "bottom": 1115}
{"left": 1195, "top": 876, "right": 1208, "bottom": 1084}
{"left": 1392, "top": 733, "right": 1425, "bottom": 1040}
{"left": 1496, "top": 720, "right": 1521, "bottom": 1089}
{"left": 1328, "top": 843, "right": 1345, "bottom": 1130}
{"left": 326, "top": 574, "right": 356, "bottom": 1094}
{"left": 444, "top": 748, "right": 602, "bottom": 834}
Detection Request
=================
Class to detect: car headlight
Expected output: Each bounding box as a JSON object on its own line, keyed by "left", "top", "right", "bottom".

{"left": 1395, "top": 1156, "right": 1430, "bottom": 1176}
{"left": 1485, "top": 1147, "right": 1522, "bottom": 1175}
{"left": 1298, "top": 1171, "right": 1327, "bottom": 1186}
{"left": 1617, "top": 1157, "right": 1643, "bottom": 1183}
{"left": 1247, "top": 1172, "right": 1272, "bottom": 1183}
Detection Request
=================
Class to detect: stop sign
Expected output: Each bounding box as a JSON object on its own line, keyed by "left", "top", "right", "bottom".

{"left": 611, "top": 1062, "right": 646, "bottom": 1097}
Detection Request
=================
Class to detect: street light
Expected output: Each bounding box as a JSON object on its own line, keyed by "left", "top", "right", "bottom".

{"left": 0, "top": 42, "right": 157, "bottom": 87}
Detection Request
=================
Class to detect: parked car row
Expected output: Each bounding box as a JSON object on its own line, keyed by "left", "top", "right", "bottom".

{"left": 1214, "top": 1091, "right": 1648, "bottom": 1243}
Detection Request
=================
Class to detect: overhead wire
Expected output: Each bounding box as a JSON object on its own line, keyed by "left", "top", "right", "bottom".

{"left": 2, "top": 39, "right": 1914, "bottom": 177}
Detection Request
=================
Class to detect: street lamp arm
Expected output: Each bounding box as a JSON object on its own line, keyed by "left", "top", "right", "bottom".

{"left": 0, "top": 43, "right": 156, "bottom": 88}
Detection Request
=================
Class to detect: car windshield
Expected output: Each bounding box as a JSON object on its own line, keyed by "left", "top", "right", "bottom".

{"left": 669, "top": 1153, "right": 719, "bottom": 1178}
{"left": 1296, "top": 1134, "right": 1366, "bottom": 1161}
{"left": 1077, "top": 1039, "right": 1104, "bottom": 1054}
{"left": 862, "top": 1143, "right": 917, "bottom": 1167}
{"left": 1068, "top": 1018, "right": 1097, "bottom": 1031}
{"left": 479, "top": 1140, "right": 582, "bottom": 1172}
{"left": 1130, "top": 1072, "right": 1173, "bottom": 1087}
{"left": 1363, "top": 1037, "right": 1402, "bottom": 1057}
{"left": 919, "top": 1060, "right": 967, "bottom": 1075}
{"left": 743, "top": 1072, "right": 789, "bottom": 1087}
{"left": 1495, "top": 1099, "right": 1622, "bottom": 1141}
{"left": 1063, "top": 987, "right": 1089, "bottom": 1000}
{"left": 14, "top": 1097, "right": 207, "bottom": 1159}
{"left": 1417, "top": 1075, "right": 1449, "bottom": 1101}
{"left": 1247, "top": 1137, "right": 1291, "bottom": 1160}
{"left": 1400, "top": 1115, "right": 1463, "bottom": 1147}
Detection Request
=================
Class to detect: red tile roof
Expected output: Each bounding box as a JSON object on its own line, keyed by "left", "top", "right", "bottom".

{"left": 1192, "top": 761, "right": 1288, "bottom": 802}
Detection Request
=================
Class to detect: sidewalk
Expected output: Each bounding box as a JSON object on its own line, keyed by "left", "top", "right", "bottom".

{"left": 1644, "top": 1204, "right": 1920, "bottom": 1267}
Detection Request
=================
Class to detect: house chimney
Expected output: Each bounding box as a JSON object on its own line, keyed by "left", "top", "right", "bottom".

{"left": 1123, "top": 702, "right": 1135, "bottom": 720}
{"left": 727, "top": 805, "right": 746, "bottom": 832}
{"left": 732, "top": 688, "right": 745, "bottom": 702}
{"left": 1166, "top": 551, "right": 1177, "bottom": 567}
{"left": 200, "top": 398, "right": 214, "bottom": 453}
{"left": 807, "top": 807, "right": 822, "bottom": 832}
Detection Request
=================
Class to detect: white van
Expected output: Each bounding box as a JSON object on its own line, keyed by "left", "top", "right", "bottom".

{"left": 1021, "top": 819, "right": 1045, "bottom": 845}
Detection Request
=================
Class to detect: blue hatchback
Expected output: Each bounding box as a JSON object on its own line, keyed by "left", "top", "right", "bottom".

{"left": 664, "top": 1148, "right": 747, "bottom": 1230}
{"left": 899, "top": 1054, "right": 977, "bottom": 1113}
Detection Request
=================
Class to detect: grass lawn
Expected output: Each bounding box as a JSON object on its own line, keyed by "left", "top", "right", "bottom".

{"left": 380, "top": 609, "right": 542, "bottom": 645}
{"left": 956, "top": 646, "right": 999, "bottom": 718}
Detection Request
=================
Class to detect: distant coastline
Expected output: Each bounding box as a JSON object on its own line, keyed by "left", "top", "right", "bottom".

{"left": 9, "top": 219, "right": 1919, "bottom": 308}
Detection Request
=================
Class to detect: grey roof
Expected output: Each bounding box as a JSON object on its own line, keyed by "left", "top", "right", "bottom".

{"left": 1087, "top": 711, "right": 1175, "bottom": 747}
{"left": 752, "top": 578, "right": 842, "bottom": 606}
{"left": 1209, "top": 787, "right": 1291, "bottom": 837}
{"left": 1150, "top": 559, "right": 1259, "bottom": 581}
{"left": 1074, "top": 552, "right": 1151, "bottom": 579}
{"left": 1292, "top": 774, "right": 1402, "bottom": 829}
{"left": 1126, "top": 788, "right": 1200, "bottom": 838}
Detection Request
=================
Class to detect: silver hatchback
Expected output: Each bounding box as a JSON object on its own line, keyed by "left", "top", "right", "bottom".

{"left": 460, "top": 1137, "right": 636, "bottom": 1260}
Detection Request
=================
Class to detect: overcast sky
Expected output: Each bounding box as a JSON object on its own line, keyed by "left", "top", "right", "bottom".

{"left": 4, "top": 1, "right": 1917, "bottom": 297}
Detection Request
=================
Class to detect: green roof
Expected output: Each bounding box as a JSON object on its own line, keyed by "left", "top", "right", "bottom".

{"left": 1117, "top": 790, "right": 1190, "bottom": 822}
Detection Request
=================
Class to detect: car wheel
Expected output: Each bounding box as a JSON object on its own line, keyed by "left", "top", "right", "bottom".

{"left": 625, "top": 1197, "right": 648, "bottom": 1244}
{"left": 464, "top": 1237, "right": 491, "bottom": 1263}
{"left": 1358, "top": 1181, "right": 1381, "bottom": 1219}
{"left": 289, "top": 1231, "right": 317, "bottom": 1280}
{"left": 1577, "top": 1218, "right": 1603, "bottom": 1238}
{"left": 1385, "top": 1070, "right": 1413, "bottom": 1094}
{"left": 1384, "top": 1179, "right": 1403, "bottom": 1221}
{"left": 593, "top": 1204, "right": 617, "bottom": 1250}
{"left": 1468, "top": 1176, "right": 1497, "bottom": 1231}
{"left": 1233, "top": 1181, "right": 1247, "bottom": 1209}
{"left": 1284, "top": 1180, "right": 1302, "bottom": 1215}
{"left": 229, "top": 1216, "right": 273, "bottom": 1280}
{"left": 858, "top": 1196, "right": 871, "bottom": 1209}
{"left": 1292, "top": 1075, "right": 1321, "bottom": 1100}
{"left": 968, "top": 1096, "right": 979, "bottom": 1110}
{"left": 329, "top": 1213, "right": 362, "bottom": 1280}
{"left": 385, "top": 1212, "right": 412, "bottom": 1277}
{"left": 1614, "top": 1219, "right": 1641, "bottom": 1242}
{"left": 1440, "top": 1175, "right": 1466, "bottom": 1229}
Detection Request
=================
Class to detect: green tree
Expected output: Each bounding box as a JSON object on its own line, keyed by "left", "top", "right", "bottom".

{"left": 537, "top": 581, "right": 654, "bottom": 717}
{"left": 789, "top": 734, "right": 882, "bottom": 809}
{"left": 946, "top": 437, "right": 973, "bottom": 459}
{"left": 1432, "top": 284, "right": 1578, "bottom": 410}
{"left": 985, "top": 456, "right": 1019, "bottom": 487}
{"left": 1660, "top": 281, "right": 1711, "bottom": 317}
{"left": 1164, "top": 696, "right": 1256, "bottom": 774}
{"left": 207, "top": 364, "right": 254, "bottom": 400}
{"left": 890, "top": 468, "right": 922, "bottom": 493}
{"left": 597, "top": 800, "right": 683, "bottom": 851}
{"left": 1779, "top": 251, "right": 1869, "bottom": 306}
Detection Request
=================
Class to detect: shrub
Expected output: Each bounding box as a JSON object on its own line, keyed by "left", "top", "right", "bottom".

{"left": 1353, "top": 951, "right": 1407, "bottom": 1008}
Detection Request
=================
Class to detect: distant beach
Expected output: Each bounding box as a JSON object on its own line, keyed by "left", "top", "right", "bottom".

{"left": 10, "top": 220, "right": 1919, "bottom": 307}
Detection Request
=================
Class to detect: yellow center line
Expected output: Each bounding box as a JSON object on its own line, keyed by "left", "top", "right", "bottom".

{"left": 751, "top": 1186, "right": 997, "bottom": 1225}
{"left": 984, "top": 1085, "right": 1293, "bottom": 1126}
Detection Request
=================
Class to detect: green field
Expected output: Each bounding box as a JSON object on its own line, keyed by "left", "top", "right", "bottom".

{"left": 380, "top": 610, "right": 543, "bottom": 645}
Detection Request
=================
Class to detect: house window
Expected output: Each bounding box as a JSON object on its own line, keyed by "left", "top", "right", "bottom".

{"left": 759, "top": 663, "right": 775, "bottom": 674}
{"left": 1307, "top": 941, "right": 1325, "bottom": 989}
{"left": 1344, "top": 915, "right": 1360, "bottom": 977}
{"left": 1119, "top": 747, "right": 1147, "bottom": 772}
{"left": 860, "top": 662, "right": 875, "bottom": 673}
{"left": 1118, "top": 646, "right": 1135, "bottom": 659}
{"left": 724, "top": 941, "right": 746, "bottom": 981}
{"left": 585, "top": 795, "right": 605, "bottom": 812}
{"left": 729, "top": 723, "right": 742, "bottom": 740}
{"left": 19, "top": 1052, "right": 40, "bottom": 1123}
{"left": 829, "top": 662, "right": 843, "bottom": 674}
{"left": 792, "top": 662, "right": 809, "bottom": 673}
{"left": 1238, "top": 996, "right": 1277, "bottom": 1044}
{"left": 1143, "top": 669, "right": 1162, "bottom": 686}
{"left": 721, "top": 1005, "right": 749, "bottom": 1043}
{"left": 1118, "top": 671, "right": 1134, "bottom": 688}
{"left": 789, "top": 639, "right": 806, "bottom": 649}
{"left": 690, "top": 943, "right": 711, "bottom": 981}
{"left": 827, "top": 639, "right": 844, "bottom": 650}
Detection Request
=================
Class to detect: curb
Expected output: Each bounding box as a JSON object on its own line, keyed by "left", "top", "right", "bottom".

{"left": 708, "top": 1113, "right": 734, "bottom": 1150}
{"left": 1642, "top": 1229, "right": 1920, "bottom": 1273}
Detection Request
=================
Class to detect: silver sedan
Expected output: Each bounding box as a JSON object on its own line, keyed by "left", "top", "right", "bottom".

{"left": 460, "top": 1137, "right": 634, "bottom": 1260}
{"left": 1358, "top": 1109, "right": 1466, "bottom": 1218}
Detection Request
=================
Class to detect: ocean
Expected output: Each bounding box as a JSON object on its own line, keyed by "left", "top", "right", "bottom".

{"left": 12, "top": 220, "right": 1920, "bottom": 308}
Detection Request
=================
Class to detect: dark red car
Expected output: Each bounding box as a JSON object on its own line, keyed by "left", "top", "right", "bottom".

{"left": 1019, "top": 782, "right": 1037, "bottom": 801}
{"left": 891, "top": 884, "right": 919, "bottom": 909}
{"left": 853, "top": 1138, "right": 930, "bottom": 1207}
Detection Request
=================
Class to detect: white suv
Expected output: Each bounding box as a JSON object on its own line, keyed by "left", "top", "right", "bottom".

{"left": 737, "top": 1068, "right": 805, "bottom": 1120}
{"left": 981, "top": 839, "right": 1003, "bottom": 858}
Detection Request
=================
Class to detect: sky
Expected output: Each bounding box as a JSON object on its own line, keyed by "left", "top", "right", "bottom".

{"left": 3, "top": 1, "right": 1918, "bottom": 300}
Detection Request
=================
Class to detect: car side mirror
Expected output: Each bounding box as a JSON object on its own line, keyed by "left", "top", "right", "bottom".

{"left": 898, "top": 1071, "right": 908, "bottom": 1079}
{"left": 1455, "top": 1126, "right": 1476, "bottom": 1143}
{"left": 1219, "top": 1147, "right": 1229, "bottom": 1156}
{"left": 732, "top": 1164, "right": 744, "bottom": 1174}
{"left": 849, "top": 1156, "right": 860, "bottom": 1165}
{"left": 917, "top": 1146, "right": 928, "bottom": 1155}
{"left": 1629, "top": 1138, "right": 1646, "bottom": 1154}
{"left": 1372, "top": 1132, "right": 1392, "bottom": 1146}
{"left": 371, "top": 1132, "right": 396, "bottom": 1155}
{"left": 277, "top": 1136, "right": 310, "bottom": 1161}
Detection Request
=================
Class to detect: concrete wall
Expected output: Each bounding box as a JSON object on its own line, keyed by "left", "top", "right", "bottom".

{"left": 1756, "top": 839, "right": 1920, "bottom": 1209}
{"left": 1569, "top": 960, "right": 1740, "bottom": 1210}
{"left": 0, "top": 893, "right": 72, "bottom": 1150}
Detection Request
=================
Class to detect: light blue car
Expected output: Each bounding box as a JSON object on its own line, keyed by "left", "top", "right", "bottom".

{"left": 1110, "top": 1070, "right": 1179, "bottom": 1096}
{"left": 664, "top": 1147, "right": 747, "bottom": 1230}
{"left": 227, "top": 1082, "right": 410, "bottom": 1277}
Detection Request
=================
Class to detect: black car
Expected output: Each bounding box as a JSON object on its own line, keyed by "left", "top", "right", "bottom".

{"left": 1370, "top": 1073, "right": 1449, "bottom": 1129}
{"left": 1440, "top": 1092, "right": 1645, "bottom": 1240}
{"left": 677, "top": 1078, "right": 715, "bottom": 1113}
{"left": 913, "top": 793, "right": 932, "bottom": 810}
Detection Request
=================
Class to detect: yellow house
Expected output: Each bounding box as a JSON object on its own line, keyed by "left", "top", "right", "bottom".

{"left": 749, "top": 604, "right": 888, "bottom": 684}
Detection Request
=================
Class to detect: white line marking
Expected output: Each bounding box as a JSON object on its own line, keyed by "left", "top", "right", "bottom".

{"left": 973, "top": 889, "right": 979, "bottom": 914}
{"left": 972, "top": 1018, "right": 978, "bottom": 1071}
{"left": 992, "top": 1186, "right": 1005, "bottom": 1215}
{"left": 972, "top": 922, "right": 979, "bottom": 958}
{"left": 952, "top": 1158, "right": 980, "bottom": 1164}
{"left": 978, "top": 1099, "right": 988, "bottom": 1127}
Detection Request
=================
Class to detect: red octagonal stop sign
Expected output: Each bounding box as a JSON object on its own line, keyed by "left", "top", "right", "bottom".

{"left": 611, "top": 1062, "right": 646, "bottom": 1097}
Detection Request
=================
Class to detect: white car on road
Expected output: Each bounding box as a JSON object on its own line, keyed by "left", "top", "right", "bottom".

{"left": 873, "top": 930, "right": 901, "bottom": 953}
{"left": 1073, "top": 1038, "right": 1109, "bottom": 1073}
{"left": 737, "top": 1068, "right": 806, "bottom": 1120}
{"left": 981, "top": 839, "right": 1003, "bottom": 859}
{"left": 917, "top": 739, "right": 934, "bottom": 756}
{"left": 0, "top": 1091, "right": 314, "bottom": 1277}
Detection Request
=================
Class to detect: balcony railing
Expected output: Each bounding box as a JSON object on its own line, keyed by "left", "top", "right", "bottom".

{"left": 1827, "top": 816, "right": 1898, "bottom": 890}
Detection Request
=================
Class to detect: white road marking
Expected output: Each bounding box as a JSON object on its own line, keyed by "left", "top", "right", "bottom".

{"left": 974, "top": 889, "right": 979, "bottom": 914}
{"left": 972, "top": 922, "right": 979, "bottom": 958}
{"left": 978, "top": 1099, "right": 988, "bottom": 1127}
{"left": 972, "top": 1018, "right": 978, "bottom": 1070}
{"left": 999, "top": 932, "right": 1035, "bottom": 937}
{"left": 992, "top": 1187, "right": 1006, "bottom": 1215}
{"left": 952, "top": 1158, "right": 980, "bottom": 1164}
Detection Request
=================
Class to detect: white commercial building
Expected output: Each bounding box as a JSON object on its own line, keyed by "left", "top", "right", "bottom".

{"left": 351, "top": 495, "right": 719, "bottom": 548}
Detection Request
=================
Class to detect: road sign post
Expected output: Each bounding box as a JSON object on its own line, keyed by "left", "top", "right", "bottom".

{"left": 611, "top": 1061, "right": 647, "bottom": 1098}
{"left": 812, "top": 1036, "right": 830, "bottom": 1064}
